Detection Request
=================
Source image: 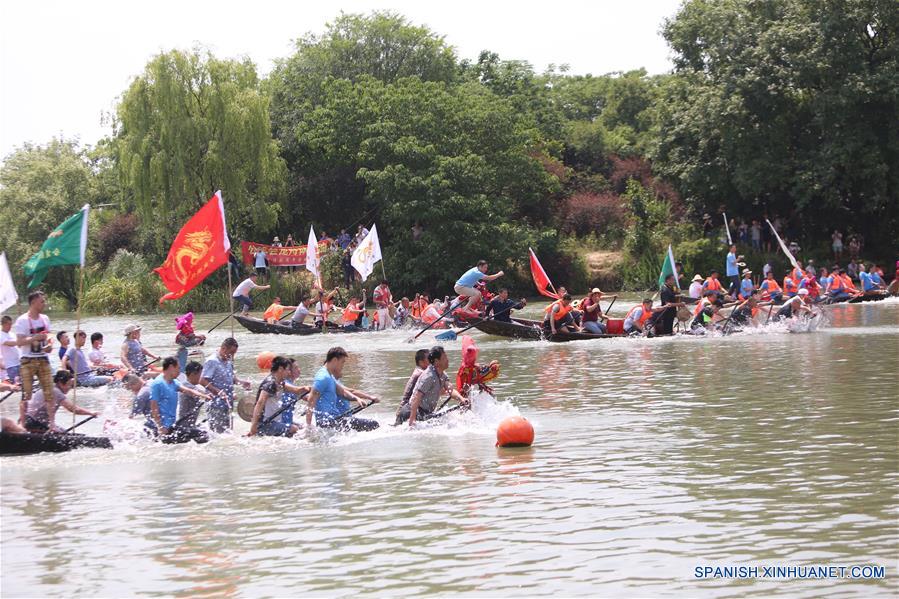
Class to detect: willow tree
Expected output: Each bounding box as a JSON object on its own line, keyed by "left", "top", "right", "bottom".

{"left": 116, "top": 49, "right": 286, "bottom": 253}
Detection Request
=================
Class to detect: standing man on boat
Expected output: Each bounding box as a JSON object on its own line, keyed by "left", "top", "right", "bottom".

{"left": 454, "top": 260, "right": 504, "bottom": 313}
{"left": 1, "top": 315, "right": 21, "bottom": 383}
{"left": 725, "top": 244, "right": 740, "bottom": 296}
{"left": 397, "top": 346, "right": 469, "bottom": 426}
{"left": 373, "top": 280, "right": 393, "bottom": 330}
{"left": 13, "top": 291, "right": 56, "bottom": 427}
{"left": 200, "top": 337, "right": 252, "bottom": 433}
{"left": 232, "top": 273, "right": 271, "bottom": 316}
{"left": 306, "top": 347, "right": 380, "bottom": 432}
{"left": 655, "top": 275, "right": 685, "bottom": 336}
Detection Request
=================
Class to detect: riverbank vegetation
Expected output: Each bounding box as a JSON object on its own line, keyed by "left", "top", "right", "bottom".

{"left": 1, "top": 1, "right": 896, "bottom": 313}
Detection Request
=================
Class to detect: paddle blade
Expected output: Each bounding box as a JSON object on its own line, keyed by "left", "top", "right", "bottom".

{"left": 435, "top": 330, "right": 458, "bottom": 341}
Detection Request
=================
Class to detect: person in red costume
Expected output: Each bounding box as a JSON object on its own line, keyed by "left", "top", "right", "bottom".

{"left": 455, "top": 336, "right": 500, "bottom": 396}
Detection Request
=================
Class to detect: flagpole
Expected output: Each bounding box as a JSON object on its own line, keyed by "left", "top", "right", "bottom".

{"left": 72, "top": 265, "right": 85, "bottom": 425}
{"left": 227, "top": 262, "right": 234, "bottom": 337}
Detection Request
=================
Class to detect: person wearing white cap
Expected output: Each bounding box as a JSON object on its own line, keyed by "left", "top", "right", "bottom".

{"left": 738, "top": 268, "right": 755, "bottom": 300}
{"left": 121, "top": 324, "right": 158, "bottom": 376}
{"left": 773, "top": 288, "right": 812, "bottom": 322}
{"left": 688, "top": 274, "right": 704, "bottom": 299}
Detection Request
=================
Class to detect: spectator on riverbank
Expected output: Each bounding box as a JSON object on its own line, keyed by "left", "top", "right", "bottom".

{"left": 750, "top": 220, "right": 761, "bottom": 250}
{"left": 832, "top": 229, "right": 843, "bottom": 262}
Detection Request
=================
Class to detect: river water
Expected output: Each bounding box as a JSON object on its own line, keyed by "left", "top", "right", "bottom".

{"left": 2, "top": 297, "right": 897, "bottom": 597}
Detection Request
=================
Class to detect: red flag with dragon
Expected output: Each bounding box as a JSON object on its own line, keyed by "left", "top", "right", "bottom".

{"left": 154, "top": 191, "right": 231, "bottom": 302}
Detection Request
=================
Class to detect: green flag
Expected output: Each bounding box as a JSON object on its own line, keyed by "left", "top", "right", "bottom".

{"left": 23, "top": 205, "right": 90, "bottom": 289}
{"left": 658, "top": 244, "right": 679, "bottom": 290}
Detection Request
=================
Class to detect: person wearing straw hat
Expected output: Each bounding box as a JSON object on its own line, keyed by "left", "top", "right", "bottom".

{"left": 738, "top": 268, "right": 756, "bottom": 300}
{"left": 580, "top": 288, "right": 613, "bottom": 334}
{"left": 688, "top": 274, "right": 704, "bottom": 300}
{"left": 121, "top": 324, "right": 158, "bottom": 377}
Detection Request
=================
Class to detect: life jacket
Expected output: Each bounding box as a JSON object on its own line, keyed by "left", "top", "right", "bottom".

{"left": 784, "top": 277, "right": 798, "bottom": 295}
{"left": 841, "top": 274, "right": 856, "bottom": 291}
{"left": 410, "top": 299, "right": 425, "bottom": 319}
{"left": 693, "top": 298, "right": 710, "bottom": 317}
{"left": 263, "top": 303, "right": 283, "bottom": 321}
{"left": 422, "top": 304, "right": 441, "bottom": 325}
{"left": 760, "top": 279, "right": 781, "bottom": 300}
{"left": 373, "top": 286, "right": 390, "bottom": 307}
{"left": 342, "top": 303, "right": 363, "bottom": 324}
{"left": 545, "top": 300, "right": 572, "bottom": 322}
{"left": 801, "top": 277, "right": 820, "bottom": 298}
{"left": 704, "top": 277, "right": 723, "bottom": 292}
{"left": 829, "top": 275, "right": 844, "bottom": 292}
{"left": 626, "top": 306, "right": 652, "bottom": 327}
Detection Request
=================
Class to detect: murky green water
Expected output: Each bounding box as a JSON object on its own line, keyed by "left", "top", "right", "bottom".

{"left": 2, "top": 298, "right": 898, "bottom": 597}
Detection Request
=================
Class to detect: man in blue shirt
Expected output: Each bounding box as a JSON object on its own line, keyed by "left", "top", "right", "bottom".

{"left": 200, "top": 338, "right": 252, "bottom": 433}
{"left": 306, "top": 347, "right": 380, "bottom": 432}
{"left": 454, "top": 260, "right": 505, "bottom": 312}
{"left": 738, "top": 269, "right": 755, "bottom": 300}
{"left": 725, "top": 244, "right": 739, "bottom": 296}
{"left": 148, "top": 357, "right": 210, "bottom": 444}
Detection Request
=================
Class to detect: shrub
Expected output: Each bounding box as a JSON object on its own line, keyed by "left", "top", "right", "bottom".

{"left": 561, "top": 192, "right": 629, "bottom": 239}
{"left": 97, "top": 214, "right": 139, "bottom": 262}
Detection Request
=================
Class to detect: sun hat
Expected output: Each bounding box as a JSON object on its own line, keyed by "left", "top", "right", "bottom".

{"left": 124, "top": 324, "right": 142, "bottom": 335}
{"left": 692, "top": 274, "right": 703, "bottom": 282}
{"left": 798, "top": 288, "right": 809, "bottom": 296}
{"left": 591, "top": 288, "right": 602, "bottom": 294}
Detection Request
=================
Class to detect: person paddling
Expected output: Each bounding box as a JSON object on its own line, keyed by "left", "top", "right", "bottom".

{"left": 394, "top": 349, "right": 430, "bottom": 425}
{"left": 544, "top": 294, "right": 581, "bottom": 335}
{"left": 262, "top": 297, "right": 297, "bottom": 324}
{"left": 62, "top": 331, "right": 112, "bottom": 387}
{"left": 23, "top": 370, "right": 98, "bottom": 433}
{"left": 396, "top": 346, "right": 469, "bottom": 426}
{"left": 454, "top": 260, "right": 504, "bottom": 313}
{"left": 485, "top": 288, "right": 527, "bottom": 323}
{"left": 306, "top": 347, "right": 380, "bottom": 432}
{"left": 232, "top": 273, "right": 271, "bottom": 316}
{"left": 248, "top": 356, "right": 310, "bottom": 437}
{"left": 773, "top": 288, "right": 813, "bottom": 321}
{"left": 121, "top": 324, "right": 159, "bottom": 377}
{"left": 200, "top": 337, "right": 252, "bottom": 433}
{"left": 146, "top": 357, "right": 210, "bottom": 444}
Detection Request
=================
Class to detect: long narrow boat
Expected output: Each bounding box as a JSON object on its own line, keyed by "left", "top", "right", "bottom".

{"left": 473, "top": 317, "right": 627, "bottom": 342}
{"left": 0, "top": 431, "right": 113, "bottom": 455}
{"left": 234, "top": 315, "right": 365, "bottom": 335}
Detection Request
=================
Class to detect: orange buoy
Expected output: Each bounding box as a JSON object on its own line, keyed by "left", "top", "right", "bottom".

{"left": 256, "top": 351, "right": 275, "bottom": 371}
{"left": 496, "top": 416, "right": 534, "bottom": 448}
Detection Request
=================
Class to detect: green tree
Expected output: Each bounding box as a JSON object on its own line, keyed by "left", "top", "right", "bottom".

{"left": 0, "top": 139, "right": 113, "bottom": 302}
{"left": 655, "top": 0, "right": 899, "bottom": 249}
{"left": 116, "top": 48, "right": 286, "bottom": 254}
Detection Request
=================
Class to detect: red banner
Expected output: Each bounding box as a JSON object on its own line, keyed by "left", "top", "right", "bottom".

{"left": 529, "top": 248, "right": 559, "bottom": 299}
{"left": 155, "top": 192, "right": 230, "bottom": 302}
{"left": 241, "top": 240, "right": 330, "bottom": 267}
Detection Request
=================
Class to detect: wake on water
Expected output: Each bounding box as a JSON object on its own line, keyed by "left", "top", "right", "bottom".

{"left": 3, "top": 389, "right": 526, "bottom": 469}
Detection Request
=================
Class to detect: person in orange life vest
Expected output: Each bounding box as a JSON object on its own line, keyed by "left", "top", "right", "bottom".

{"left": 543, "top": 294, "right": 580, "bottom": 335}
{"left": 455, "top": 336, "right": 500, "bottom": 396}
{"left": 409, "top": 294, "right": 426, "bottom": 323}
{"left": 702, "top": 270, "right": 729, "bottom": 301}
{"left": 373, "top": 280, "right": 393, "bottom": 331}
{"left": 263, "top": 298, "right": 298, "bottom": 325}
{"left": 728, "top": 290, "right": 767, "bottom": 328}
{"left": 826, "top": 267, "right": 851, "bottom": 301}
{"left": 623, "top": 298, "right": 657, "bottom": 335}
{"left": 554, "top": 286, "right": 584, "bottom": 325}
{"left": 783, "top": 272, "right": 799, "bottom": 298}
{"left": 340, "top": 294, "right": 366, "bottom": 331}
{"left": 840, "top": 269, "right": 861, "bottom": 296}
{"left": 759, "top": 271, "right": 783, "bottom": 302}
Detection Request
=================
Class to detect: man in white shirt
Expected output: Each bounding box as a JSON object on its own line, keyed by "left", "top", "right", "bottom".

{"left": 254, "top": 249, "right": 268, "bottom": 279}
{"left": 13, "top": 291, "right": 56, "bottom": 426}
{"left": 1, "top": 315, "right": 21, "bottom": 382}
{"left": 688, "top": 274, "right": 704, "bottom": 299}
{"left": 290, "top": 298, "right": 313, "bottom": 328}
{"left": 232, "top": 274, "right": 271, "bottom": 315}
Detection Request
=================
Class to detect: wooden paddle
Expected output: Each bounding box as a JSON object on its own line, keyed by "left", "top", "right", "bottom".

{"left": 0, "top": 389, "right": 17, "bottom": 404}
{"left": 260, "top": 391, "right": 310, "bottom": 427}
{"left": 405, "top": 300, "right": 458, "bottom": 343}
{"left": 208, "top": 309, "right": 241, "bottom": 334}
{"left": 62, "top": 414, "right": 97, "bottom": 433}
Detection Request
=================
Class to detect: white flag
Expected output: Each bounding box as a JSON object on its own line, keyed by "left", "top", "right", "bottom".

{"left": 0, "top": 252, "right": 18, "bottom": 313}
{"left": 766, "top": 219, "right": 802, "bottom": 274}
{"left": 305, "top": 225, "right": 320, "bottom": 285}
{"left": 351, "top": 223, "right": 382, "bottom": 282}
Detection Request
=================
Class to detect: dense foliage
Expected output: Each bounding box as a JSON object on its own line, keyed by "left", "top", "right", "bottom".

{"left": 1, "top": 5, "right": 896, "bottom": 312}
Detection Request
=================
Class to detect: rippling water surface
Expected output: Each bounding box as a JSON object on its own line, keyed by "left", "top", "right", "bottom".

{"left": 2, "top": 298, "right": 898, "bottom": 597}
